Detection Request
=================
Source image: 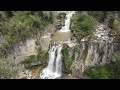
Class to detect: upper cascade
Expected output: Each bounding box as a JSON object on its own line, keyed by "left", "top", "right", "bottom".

{"left": 59, "top": 11, "right": 75, "bottom": 32}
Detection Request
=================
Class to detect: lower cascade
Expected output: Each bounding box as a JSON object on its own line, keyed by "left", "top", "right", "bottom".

{"left": 40, "top": 43, "right": 63, "bottom": 79}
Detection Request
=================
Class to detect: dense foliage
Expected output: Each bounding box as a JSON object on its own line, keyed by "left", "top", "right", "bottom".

{"left": 62, "top": 47, "right": 74, "bottom": 73}
{"left": 87, "top": 11, "right": 120, "bottom": 28}
{"left": 1, "top": 11, "right": 120, "bottom": 79}
{"left": 71, "top": 12, "right": 97, "bottom": 40}
{"left": 37, "top": 48, "right": 48, "bottom": 64}
{"left": 84, "top": 55, "right": 120, "bottom": 79}
{"left": 0, "top": 11, "right": 52, "bottom": 47}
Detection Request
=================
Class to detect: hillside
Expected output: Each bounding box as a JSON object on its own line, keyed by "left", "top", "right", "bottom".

{"left": 0, "top": 11, "right": 120, "bottom": 79}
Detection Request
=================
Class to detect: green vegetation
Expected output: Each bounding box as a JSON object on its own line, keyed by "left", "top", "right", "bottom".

{"left": 84, "top": 65, "right": 110, "bottom": 79}
{"left": 21, "top": 48, "right": 48, "bottom": 68}
{"left": 112, "top": 19, "right": 120, "bottom": 35}
{"left": 73, "top": 46, "right": 79, "bottom": 52}
{"left": 37, "top": 48, "right": 48, "bottom": 64}
{"left": 115, "top": 54, "right": 120, "bottom": 63}
{"left": 62, "top": 47, "right": 73, "bottom": 72}
{"left": 1, "top": 11, "right": 120, "bottom": 79}
{"left": 87, "top": 11, "right": 120, "bottom": 29}
{"left": 87, "top": 11, "right": 107, "bottom": 22}
{"left": 71, "top": 12, "right": 97, "bottom": 40}
{"left": 21, "top": 55, "right": 37, "bottom": 66}
{"left": 84, "top": 54, "right": 120, "bottom": 79}
{"left": 0, "top": 11, "right": 52, "bottom": 48}
{"left": 0, "top": 59, "right": 16, "bottom": 79}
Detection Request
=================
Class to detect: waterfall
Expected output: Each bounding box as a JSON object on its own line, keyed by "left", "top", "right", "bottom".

{"left": 54, "top": 45, "right": 62, "bottom": 77}
{"left": 59, "top": 11, "right": 75, "bottom": 32}
{"left": 40, "top": 11, "right": 75, "bottom": 79}
{"left": 40, "top": 44, "right": 63, "bottom": 79}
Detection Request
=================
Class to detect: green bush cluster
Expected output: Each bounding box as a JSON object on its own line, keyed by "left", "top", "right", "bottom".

{"left": 84, "top": 54, "right": 120, "bottom": 79}
{"left": 62, "top": 47, "right": 73, "bottom": 73}
{"left": 1, "top": 11, "right": 52, "bottom": 47}
{"left": 21, "top": 55, "right": 37, "bottom": 65}
{"left": 87, "top": 11, "right": 107, "bottom": 22}
{"left": 87, "top": 11, "right": 120, "bottom": 29}
{"left": 37, "top": 48, "right": 48, "bottom": 64}
{"left": 21, "top": 48, "right": 48, "bottom": 68}
{"left": 71, "top": 12, "right": 97, "bottom": 40}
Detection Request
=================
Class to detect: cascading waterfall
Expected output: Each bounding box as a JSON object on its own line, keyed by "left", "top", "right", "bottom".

{"left": 40, "top": 43, "right": 62, "bottom": 79}
{"left": 59, "top": 11, "right": 75, "bottom": 32}
{"left": 40, "top": 11, "right": 75, "bottom": 79}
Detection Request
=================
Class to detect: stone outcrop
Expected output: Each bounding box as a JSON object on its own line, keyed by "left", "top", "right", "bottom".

{"left": 70, "top": 24, "right": 115, "bottom": 78}
{"left": 6, "top": 39, "right": 38, "bottom": 65}
{"left": 40, "top": 33, "right": 52, "bottom": 51}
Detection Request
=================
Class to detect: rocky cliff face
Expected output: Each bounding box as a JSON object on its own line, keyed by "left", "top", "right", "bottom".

{"left": 0, "top": 11, "right": 67, "bottom": 79}
{"left": 6, "top": 39, "right": 38, "bottom": 64}
{"left": 69, "top": 24, "right": 115, "bottom": 78}
{"left": 1, "top": 11, "right": 118, "bottom": 79}
{"left": 0, "top": 11, "right": 66, "bottom": 61}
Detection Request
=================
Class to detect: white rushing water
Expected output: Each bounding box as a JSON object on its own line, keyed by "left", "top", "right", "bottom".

{"left": 59, "top": 11, "right": 75, "bottom": 32}
{"left": 40, "top": 44, "right": 63, "bottom": 79}
{"left": 40, "top": 11, "right": 75, "bottom": 79}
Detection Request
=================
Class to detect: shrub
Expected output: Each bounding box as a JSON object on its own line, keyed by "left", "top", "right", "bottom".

{"left": 71, "top": 12, "right": 97, "bottom": 40}
{"left": 84, "top": 66, "right": 110, "bottom": 79}
{"left": 84, "top": 55, "right": 120, "bottom": 79}
{"left": 37, "top": 48, "right": 48, "bottom": 64}
{"left": 21, "top": 55, "right": 38, "bottom": 68}
{"left": 62, "top": 47, "right": 73, "bottom": 72}
{"left": 87, "top": 11, "right": 107, "bottom": 22}
{"left": 1, "top": 11, "right": 52, "bottom": 48}
{"left": 22, "top": 55, "right": 37, "bottom": 65}
{"left": 21, "top": 48, "right": 48, "bottom": 68}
